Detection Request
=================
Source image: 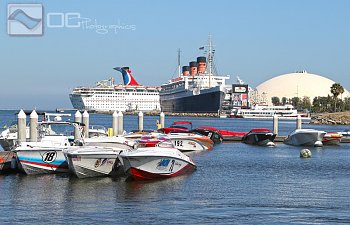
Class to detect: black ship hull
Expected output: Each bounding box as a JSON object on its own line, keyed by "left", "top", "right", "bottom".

{"left": 160, "top": 89, "right": 225, "bottom": 113}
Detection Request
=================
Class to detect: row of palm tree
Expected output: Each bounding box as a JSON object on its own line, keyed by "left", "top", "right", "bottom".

{"left": 271, "top": 83, "right": 347, "bottom": 112}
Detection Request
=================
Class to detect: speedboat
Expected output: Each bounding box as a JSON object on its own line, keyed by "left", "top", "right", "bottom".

{"left": 14, "top": 121, "right": 83, "bottom": 175}
{"left": 322, "top": 132, "right": 343, "bottom": 145}
{"left": 158, "top": 121, "right": 192, "bottom": 134}
{"left": 14, "top": 135, "right": 71, "bottom": 175}
{"left": 340, "top": 129, "right": 350, "bottom": 137}
{"left": 191, "top": 126, "right": 247, "bottom": 142}
{"left": 88, "top": 125, "right": 108, "bottom": 138}
{"left": 82, "top": 136, "right": 135, "bottom": 149}
{"left": 119, "top": 146, "right": 197, "bottom": 180}
{"left": 166, "top": 133, "right": 214, "bottom": 151}
{"left": 136, "top": 135, "right": 170, "bottom": 148}
{"left": 190, "top": 126, "right": 224, "bottom": 144}
{"left": 12, "top": 126, "right": 71, "bottom": 174}
{"left": 136, "top": 133, "right": 213, "bottom": 152}
{"left": 284, "top": 129, "right": 326, "bottom": 147}
{"left": 158, "top": 121, "right": 223, "bottom": 145}
{"left": 0, "top": 124, "right": 29, "bottom": 151}
{"left": 241, "top": 128, "right": 276, "bottom": 146}
{"left": 63, "top": 146, "right": 127, "bottom": 178}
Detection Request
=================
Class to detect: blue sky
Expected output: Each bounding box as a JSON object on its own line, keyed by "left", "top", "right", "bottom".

{"left": 1, "top": 0, "right": 350, "bottom": 110}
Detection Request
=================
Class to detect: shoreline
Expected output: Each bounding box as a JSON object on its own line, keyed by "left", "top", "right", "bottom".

{"left": 310, "top": 112, "right": 350, "bottom": 125}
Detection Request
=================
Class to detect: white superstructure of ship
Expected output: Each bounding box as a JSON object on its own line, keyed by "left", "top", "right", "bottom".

{"left": 69, "top": 67, "right": 161, "bottom": 113}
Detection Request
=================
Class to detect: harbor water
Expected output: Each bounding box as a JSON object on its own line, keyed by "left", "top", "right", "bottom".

{"left": 1, "top": 110, "right": 350, "bottom": 224}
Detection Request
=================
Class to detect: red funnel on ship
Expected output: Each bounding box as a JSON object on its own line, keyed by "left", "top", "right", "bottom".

{"left": 197, "top": 57, "right": 206, "bottom": 73}
{"left": 182, "top": 66, "right": 190, "bottom": 76}
{"left": 189, "top": 61, "right": 198, "bottom": 75}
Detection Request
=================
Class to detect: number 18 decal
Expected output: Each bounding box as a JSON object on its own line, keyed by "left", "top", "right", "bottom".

{"left": 42, "top": 151, "right": 57, "bottom": 163}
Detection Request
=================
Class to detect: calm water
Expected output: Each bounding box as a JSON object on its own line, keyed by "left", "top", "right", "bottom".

{"left": 1, "top": 110, "right": 350, "bottom": 224}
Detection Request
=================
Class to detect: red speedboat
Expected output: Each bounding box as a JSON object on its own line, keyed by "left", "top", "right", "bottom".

{"left": 322, "top": 132, "right": 343, "bottom": 145}
{"left": 193, "top": 126, "right": 247, "bottom": 142}
{"left": 158, "top": 121, "right": 192, "bottom": 134}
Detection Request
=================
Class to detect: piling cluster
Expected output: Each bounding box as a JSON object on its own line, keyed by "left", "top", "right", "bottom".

{"left": 16, "top": 109, "right": 167, "bottom": 141}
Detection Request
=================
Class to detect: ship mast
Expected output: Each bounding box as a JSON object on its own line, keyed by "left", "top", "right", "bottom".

{"left": 208, "top": 34, "right": 213, "bottom": 88}
{"left": 178, "top": 48, "right": 181, "bottom": 77}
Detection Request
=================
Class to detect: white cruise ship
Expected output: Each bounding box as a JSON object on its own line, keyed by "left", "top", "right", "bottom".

{"left": 69, "top": 67, "right": 161, "bottom": 113}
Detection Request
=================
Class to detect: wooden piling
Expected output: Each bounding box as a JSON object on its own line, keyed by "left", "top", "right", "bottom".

{"left": 273, "top": 115, "right": 278, "bottom": 135}
{"left": 118, "top": 111, "right": 124, "bottom": 135}
{"left": 138, "top": 111, "right": 144, "bottom": 131}
{"left": 82, "top": 110, "right": 89, "bottom": 138}
{"left": 74, "top": 111, "right": 82, "bottom": 140}
{"left": 296, "top": 115, "right": 302, "bottom": 129}
{"left": 17, "top": 109, "right": 26, "bottom": 144}
{"left": 160, "top": 112, "right": 165, "bottom": 128}
{"left": 29, "top": 110, "right": 38, "bottom": 142}
{"left": 112, "top": 111, "right": 118, "bottom": 136}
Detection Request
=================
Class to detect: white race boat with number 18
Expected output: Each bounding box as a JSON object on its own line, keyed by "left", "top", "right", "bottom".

{"left": 14, "top": 121, "right": 83, "bottom": 175}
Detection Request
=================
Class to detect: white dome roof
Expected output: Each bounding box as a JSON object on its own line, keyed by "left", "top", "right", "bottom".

{"left": 255, "top": 71, "right": 350, "bottom": 103}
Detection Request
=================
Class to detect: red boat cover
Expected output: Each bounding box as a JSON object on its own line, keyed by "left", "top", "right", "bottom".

{"left": 249, "top": 128, "right": 272, "bottom": 133}
{"left": 196, "top": 126, "right": 219, "bottom": 131}
{"left": 196, "top": 126, "right": 247, "bottom": 137}
{"left": 172, "top": 121, "right": 192, "bottom": 125}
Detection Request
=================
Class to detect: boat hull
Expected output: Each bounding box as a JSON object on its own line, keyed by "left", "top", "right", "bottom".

{"left": 242, "top": 133, "right": 276, "bottom": 146}
{"left": 0, "top": 139, "right": 16, "bottom": 151}
{"left": 168, "top": 133, "right": 214, "bottom": 151}
{"left": 190, "top": 128, "right": 224, "bottom": 144}
{"left": 160, "top": 87, "right": 225, "bottom": 113}
{"left": 284, "top": 130, "right": 326, "bottom": 146}
{"left": 120, "top": 148, "right": 196, "bottom": 180}
{"left": 65, "top": 153, "right": 122, "bottom": 178}
{"left": 16, "top": 148, "right": 68, "bottom": 175}
{"left": 0, "top": 151, "right": 17, "bottom": 173}
{"left": 322, "top": 132, "right": 342, "bottom": 145}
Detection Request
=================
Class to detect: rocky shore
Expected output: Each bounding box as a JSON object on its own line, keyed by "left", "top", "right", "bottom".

{"left": 311, "top": 112, "right": 350, "bottom": 125}
{"left": 127, "top": 111, "right": 219, "bottom": 117}
{"left": 97, "top": 110, "right": 220, "bottom": 117}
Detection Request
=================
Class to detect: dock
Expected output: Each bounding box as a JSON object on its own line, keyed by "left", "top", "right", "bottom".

{"left": 223, "top": 136, "right": 350, "bottom": 143}
{"left": 223, "top": 136, "right": 287, "bottom": 142}
{"left": 0, "top": 151, "right": 16, "bottom": 173}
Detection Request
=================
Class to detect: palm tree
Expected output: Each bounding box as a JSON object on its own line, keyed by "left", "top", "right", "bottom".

{"left": 330, "top": 83, "right": 344, "bottom": 112}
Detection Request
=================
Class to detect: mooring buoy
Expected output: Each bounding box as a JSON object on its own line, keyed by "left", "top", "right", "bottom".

{"left": 300, "top": 149, "right": 312, "bottom": 158}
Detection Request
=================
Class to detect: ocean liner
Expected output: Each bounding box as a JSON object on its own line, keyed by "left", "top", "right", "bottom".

{"left": 69, "top": 67, "right": 161, "bottom": 113}
{"left": 160, "top": 36, "right": 230, "bottom": 113}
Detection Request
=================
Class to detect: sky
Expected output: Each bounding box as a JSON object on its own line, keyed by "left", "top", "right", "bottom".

{"left": 1, "top": 0, "right": 350, "bottom": 110}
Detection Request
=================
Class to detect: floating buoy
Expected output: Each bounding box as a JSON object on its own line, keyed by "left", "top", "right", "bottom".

{"left": 300, "top": 149, "right": 312, "bottom": 158}
{"left": 266, "top": 141, "right": 275, "bottom": 147}
{"left": 314, "top": 141, "right": 323, "bottom": 147}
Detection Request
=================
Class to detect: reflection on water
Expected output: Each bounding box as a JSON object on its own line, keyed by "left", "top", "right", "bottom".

{"left": 1, "top": 110, "right": 350, "bottom": 224}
